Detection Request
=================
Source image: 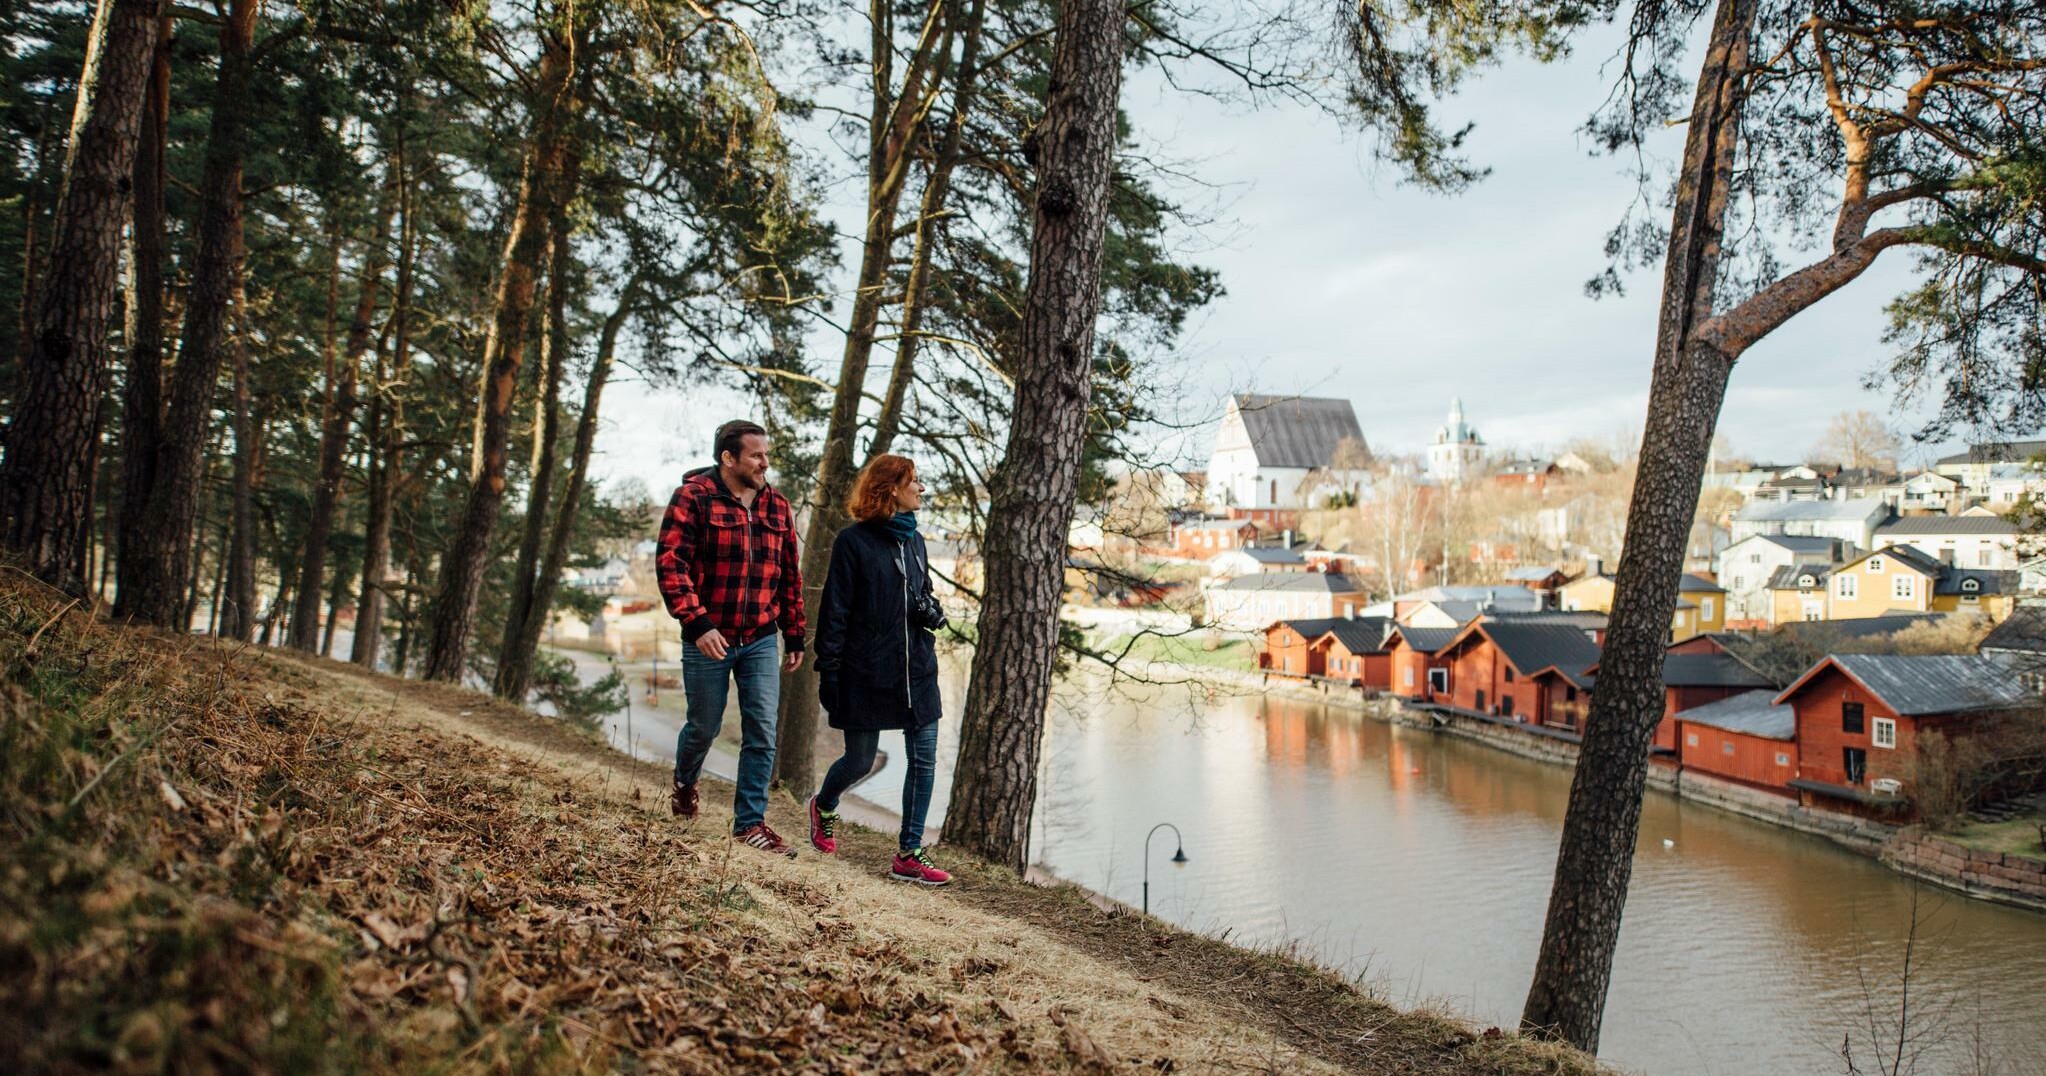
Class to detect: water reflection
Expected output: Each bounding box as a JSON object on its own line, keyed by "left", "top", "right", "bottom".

{"left": 576, "top": 645, "right": 2046, "bottom": 1075}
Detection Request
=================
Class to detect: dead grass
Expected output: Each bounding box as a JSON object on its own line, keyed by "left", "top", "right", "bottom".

{"left": 0, "top": 567, "right": 1609, "bottom": 1074}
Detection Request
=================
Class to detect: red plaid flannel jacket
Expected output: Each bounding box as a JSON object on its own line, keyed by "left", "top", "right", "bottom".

{"left": 654, "top": 468, "right": 806, "bottom": 651}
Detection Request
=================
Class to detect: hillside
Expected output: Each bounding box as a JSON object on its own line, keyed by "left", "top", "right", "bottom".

{"left": 0, "top": 574, "right": 1605, "bottom": 1074}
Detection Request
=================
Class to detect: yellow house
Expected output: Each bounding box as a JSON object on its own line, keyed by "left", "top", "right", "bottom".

{"left": 1827, "top": 545, "right": 2018, "bottom": 621}
{"left": 1766, "top": 564, "right": 1832, "bottom": 625}
{"left": 1559, "top": 571, "right": 1724, "bottom": 641}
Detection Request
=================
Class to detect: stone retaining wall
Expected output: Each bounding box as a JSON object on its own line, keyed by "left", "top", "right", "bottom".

{"left": 1881, "top": 833, "right": 2046, "bottom": 912}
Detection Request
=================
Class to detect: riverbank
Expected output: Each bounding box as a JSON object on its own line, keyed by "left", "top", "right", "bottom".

{"left": 1118, "top": 644, "right": 2046, "bottom": 914}
{"left": 1, "top": 578, "right": 1606, "bottom": 1074}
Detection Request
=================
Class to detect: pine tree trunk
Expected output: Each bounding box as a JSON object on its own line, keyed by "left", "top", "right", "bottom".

{"left": 292, "top": 184, "right": 396, "bottom": 651}
{"left": 221, "top": 293, "right": 258, "bottom": 642}
{"left": 354, "top": 145, "right": 417, "bottom": 669}
{"left": 776, "top": 0, "right": 959, "bottom": 792}
{"left": 114, "top": 10, "right": 171, "bottom": 609}
{"left": 422, "top": 32, "right": 577, "bottom": 683}
{"left": 0, "top": 0, "right": 164, "bottom": 589}
{"left": 1519, "top": 0, "right": 1755, "bottom": 1052}
{"left": 495, "top": 195, "right": 577, "bottom": 701}
{"left": 500, "top": 276, "right": 638, "bottom": 704}
{"left": 938, "top": 0, "right": 1124, "bottom": 872}
{"left": 116, "top": 0, "right": 256, "bottom": 626}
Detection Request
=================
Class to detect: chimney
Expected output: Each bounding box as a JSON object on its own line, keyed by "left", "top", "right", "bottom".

{"left": 1283, "top": 528, "right": 1293, "bottom": 550}
{"left": 1585, "top": 553, "right": 1604, "bottom": 578}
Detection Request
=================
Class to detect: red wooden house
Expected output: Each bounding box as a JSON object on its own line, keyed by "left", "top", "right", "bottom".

{"left": 1387, "top": 624, "right": 1460, "bottom": 700}
{"left": 1435, "top": 618, "right": 1602, "bottom": 727}
{"left": 1778, "top": 654, "right": 2033, "bottom": 818}
{"left": 1629, "top": 652, "right": 1777, "bottom": 756}
{"left": 1169, "top": 517, "right": 1260, "bottom": 559}
{"left": 1258, "top": 617, "right": 1345, "bottom": 678}
{"left": 1311, "top": 618, "right": 1394, "bottom": 689}
{"left": 1670, "top": 690, "right": 1798, "bottom": 794}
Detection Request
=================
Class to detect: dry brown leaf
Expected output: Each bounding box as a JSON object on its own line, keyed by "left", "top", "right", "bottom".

{"left": 156, "top": 780, "right": 186, "bottom": 813}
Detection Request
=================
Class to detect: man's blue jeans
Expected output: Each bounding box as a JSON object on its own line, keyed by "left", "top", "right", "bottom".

{"left": 674, "top": 634, "right": 781, "bottom": 833}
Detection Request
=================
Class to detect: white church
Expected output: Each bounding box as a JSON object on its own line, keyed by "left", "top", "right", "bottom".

{"left": 1426, "top": 397, "right": 1485, "bottom": 483}
{"left": 1206, "top": 394, "right": 1368, "bottom": 517}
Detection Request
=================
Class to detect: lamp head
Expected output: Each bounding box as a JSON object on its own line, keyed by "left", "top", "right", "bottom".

{"left": 1171, "top": 846, "right": 1189, "bottom": 866}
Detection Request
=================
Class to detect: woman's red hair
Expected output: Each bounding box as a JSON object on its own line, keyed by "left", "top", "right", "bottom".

{"left": 848, "top": 454, "right": 916, "bottom": 522}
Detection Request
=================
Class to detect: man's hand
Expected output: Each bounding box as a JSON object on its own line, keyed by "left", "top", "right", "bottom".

{"left": 783, "top": 649, "right": 804, "bottom": 673}
{"left": 694, "top": 629, "right": 729, "bottom": 660}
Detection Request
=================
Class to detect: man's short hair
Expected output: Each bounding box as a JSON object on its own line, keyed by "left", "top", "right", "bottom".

{"left": 714, "top": 420, "right": 768, "bottom": 466}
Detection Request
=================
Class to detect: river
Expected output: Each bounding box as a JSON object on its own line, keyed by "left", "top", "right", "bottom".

{"left": 571, "top": 647, "right": 2046, "bottom": 1075}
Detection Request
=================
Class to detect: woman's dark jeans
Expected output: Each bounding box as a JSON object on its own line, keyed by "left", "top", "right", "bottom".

{"left": 816, "top": 722, "right": 941, "bottom": 851}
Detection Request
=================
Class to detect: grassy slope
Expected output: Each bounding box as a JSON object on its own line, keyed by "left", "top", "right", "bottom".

{"left": 0, "top": 576, "right": 1606, "bottom": 1074}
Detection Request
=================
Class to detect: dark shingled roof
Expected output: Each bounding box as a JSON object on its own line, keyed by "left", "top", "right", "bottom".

{"left": 1982, "top": 605, "right": 2046, "bottom": 654}
{"left": 1662, "top": 653, "right": 1774, "bottom": 689}
{"left": 1679, "top": 574, "right": 1726, "bottom": 593}
{"left": 1783, "top": 654, "right": 2033, "bottom": 716}
{"left": 1317, "top": 617, "right": 1393, "bottom": 655}
{"left": 1877, "top": 515, "right": 2019, "bottom": 537}
{"left": 1477, "top": 621, "right": 1602, "bottom": 678}
{"left": 1755, "top": 535, "right": 1850, "bottom": 553}
{"left": 1387, "top": 624, "right": 1460, "bottom": 653}
{"left": 1767, "top": 564, "right": 1832, "bottom": 590}
{"left": 1231, "top": 394, "right": 1367, "bottom": 469}
{"left": 1933, "top": 568, "right": 2016, "bottom": 597}
{"left": 1238, "top": 547, "right": 1307, "bottom": 565}
{"left": 1779, "top": 612, "right": 1946, "bottom": 642}
{"left": 1935, "top": 440, "right": 2046, "bottom": 467}
{"left": 1677, "top": 690, "right": 1796, "bottom": 740}
{"left": 1272, "top": 617, "right": 1346, "bottom": 640}
{"left": 1490, "top": 610, "right": 1610, "bottom": 631}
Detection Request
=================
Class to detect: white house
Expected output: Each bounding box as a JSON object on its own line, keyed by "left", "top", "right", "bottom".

{"left": 1426, "top": 398, "right": 1485, "bottom": 483}
{"left": 1935, "top": 439, "right": 2046, "bottom": 489}
{"left": 1714, "top": 533, "right": 1852, "bottom": 622}
{"left": 1872, "top": 514, "right": 2020, "bottom": 570}
{"left": 1898, "top": 470, "right": 1963, "bottom": 513}
{"left": 1980, "top": 464, "right": 2046, "bottom": 510}
{"left": 1203, "top": 571, "right": 1369, "bottom": 632}
{"left": 1207, "top": 394, "right": 1367, "bottom": 513}
{"left": 1729, "top": 497, "right": 1891, "bottom": 550}
{"left": 1207, "top": 545, "right": 1308, "bottom": 579}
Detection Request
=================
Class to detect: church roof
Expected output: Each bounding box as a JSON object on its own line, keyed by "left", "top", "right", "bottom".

{"left": 1229, "top": 395, "right": 1366, "bottom": 470}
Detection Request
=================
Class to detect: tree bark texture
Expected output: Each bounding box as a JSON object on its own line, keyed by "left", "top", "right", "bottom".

{"left": 0, "top": 0, "right": 164, "bottom": 589}
{"left": 422, "top": 34, "right": 576, "bottom": 683}
{"left": 354, "top": 146, "right": 417, "bottom": 668}
{"left": 116, "top": 0, "right": 256, "bottom": 626}
{"left": 776, "top": 0, "right": 960, "bottom": 793}
{"left": 495, "top": 199, "right": 576, "bottom": 701}
{"left": 114, "top": 11, "right": 171, "bottom": 609}
{"left": 292, "top": 183, "right": 396, "bottom": 651}
{"left": 221, "top": 284, "right": 258, "bottom": 642}
{"left": 1520, "top": 0, "right": 1756, "bottom": 1051}
{"left": 500, "top": 277, "right": 637, "bottom": 703}
{"left": 938, "top": 0, "right": 1124, "bottom": 873}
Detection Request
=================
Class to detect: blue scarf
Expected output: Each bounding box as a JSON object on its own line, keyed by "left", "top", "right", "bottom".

{"left": 884, "top": 511, "right": 918, "bottom": 542}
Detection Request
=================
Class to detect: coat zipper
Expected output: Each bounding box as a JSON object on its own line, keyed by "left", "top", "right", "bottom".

{"left": 899, "top": 540, "right": 913, "bottom": 709}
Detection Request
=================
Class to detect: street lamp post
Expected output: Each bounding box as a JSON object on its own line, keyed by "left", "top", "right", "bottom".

{"left": 1143, "top": 822, "right": 1189, "bottom": 917}
{"left": 610, "top": 652, "right": 632, "bottom": 762}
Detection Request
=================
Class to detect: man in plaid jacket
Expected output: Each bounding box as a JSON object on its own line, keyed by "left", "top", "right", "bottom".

{"left": 656, "top": 419, "right": 806, "bottom": 857}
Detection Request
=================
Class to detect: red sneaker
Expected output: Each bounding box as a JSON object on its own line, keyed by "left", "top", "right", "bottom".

{"left": 671, "top": 779, "right": 699, "bottom": 819}
{"left": 735, "top": 823, "right": 796, "bottom": 859}
{"left": 807, "top": 796, "right": 838, "bottom": 853}
{"left": 890, "top": 848, "right": 951, "bottom": 886}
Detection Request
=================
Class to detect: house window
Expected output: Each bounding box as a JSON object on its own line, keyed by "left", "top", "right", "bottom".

{"left": 1868, "top": 556, "right": 1883, "bottom": 572}
{"left": 1892, "top": 574, "right": 1916, "bottom": 601}
{"left": 1979, "top": 548, "right": 1994, "bottom": 568}
{"left": 1702, "top": 598, "right": 1715, "bottom": 621}
{"left": 1844, "top": 747, "right": 1868, "bottom": 785}
{"left": 1750, "top": 554, "right": 1761, "bottom": 564}
{"left": 1776, "top": 752, "right": 1791, "bottom": 767}
{"left": 1269, "top": 479, "right": 1278, "bottom": 504}
{"left": 1502, "top": 696, "right": 1515, "bottom": 717}
{"left": 1842, "top": 701, "right": 1865, "bottom": 735}
{"left": 1686, "top": 732, "right": 1699, "bottom": 747}
{"left": 1565, "top": 687, "right": 1577, "bottom": 702}
{"left": 1872, "top": 718, "right": 1897, "bottom": 749}
{"left": 1838, "top": 575, "right": 1858, "bottom": 600}
{"left": 1723, "top": 741, "right": 1736, "bottom": 756}
{"left": 1476, "top": 689, "right": 1487, "bottom": 711}
{"left": 1799, "top": 574, "right": 1815, "bottom": 588}
{"left": 1505, "top": 667, "right": 1516, "bottom": 683}
{"left": 1429, "top": 668, "right": 1449, "bottom": 693}
{"left": 1962, "top": 578, "right": 1980, "bottom": 592}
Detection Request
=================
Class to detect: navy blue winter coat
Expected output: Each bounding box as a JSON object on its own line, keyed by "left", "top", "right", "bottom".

{"left": 812, "top": 519, "right": 943, "bottom": 730}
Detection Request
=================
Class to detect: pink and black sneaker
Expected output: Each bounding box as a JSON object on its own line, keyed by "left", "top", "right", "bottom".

{"left": 889, "top": 847, "right": 951, "bottom": 886}
{"left": 807, "top": 795, "right": 838, "bottom": 854}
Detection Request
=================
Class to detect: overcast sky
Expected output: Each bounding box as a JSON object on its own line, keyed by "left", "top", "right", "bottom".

{"left": 590, "top": 17, "right": 1960, "bottom": 500}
